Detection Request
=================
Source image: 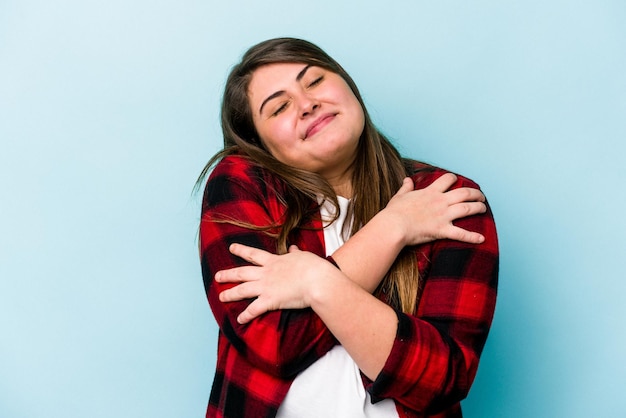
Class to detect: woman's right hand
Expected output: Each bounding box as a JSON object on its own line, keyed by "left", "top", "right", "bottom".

{"left": 383, "top": 173, "right": 487, "bottom": 246}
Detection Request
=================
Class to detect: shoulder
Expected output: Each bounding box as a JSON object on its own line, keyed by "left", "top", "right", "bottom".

{"left": 208, "top": 154, "right": 261, "bottom": 179}
{"left": 202, "top": 154, "right": 287, "bottom": 216}
{"left": 203, "top": 155, "right": 268, "bottom": 207}
{"left": 408, "top": 162, "right": 498, "bottom": 254}
{"left": 408, "top": 161, "right": 481, "bottom": 191}
{"left": 206, "top": 154, "right": 282, "bottom": 192}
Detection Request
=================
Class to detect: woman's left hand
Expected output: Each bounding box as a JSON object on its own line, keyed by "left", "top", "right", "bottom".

{"left": 215, "top": 243, "right": 336, "bottom": 324}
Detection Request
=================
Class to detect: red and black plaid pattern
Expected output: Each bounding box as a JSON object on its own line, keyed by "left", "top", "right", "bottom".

{"left": 200, "top": 155, "right": 499, "bottom": 418}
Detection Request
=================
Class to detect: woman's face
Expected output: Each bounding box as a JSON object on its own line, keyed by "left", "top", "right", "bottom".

{"left": 247, "top": 63, "right": 365, "bottom": 183}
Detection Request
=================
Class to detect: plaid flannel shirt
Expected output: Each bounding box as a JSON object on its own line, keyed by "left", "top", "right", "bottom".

{"left": 199, "top": 155, "right": 498, "bottom": 418}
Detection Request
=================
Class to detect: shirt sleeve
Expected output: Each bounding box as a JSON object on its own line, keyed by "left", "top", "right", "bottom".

{"left": 366, "top": 171, "right": 499, "bottom": 415}
{"left": 199, "top": 156, "right": 337, "bottom": 379}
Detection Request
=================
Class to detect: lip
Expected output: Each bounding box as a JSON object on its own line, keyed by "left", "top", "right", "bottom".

{"left": 304, "top": 113, "right": 336, "bottom": 139}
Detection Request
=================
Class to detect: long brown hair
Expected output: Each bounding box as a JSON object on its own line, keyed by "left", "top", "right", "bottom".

{"left": 198, "top": 38, "right": 421, "bottom": 314}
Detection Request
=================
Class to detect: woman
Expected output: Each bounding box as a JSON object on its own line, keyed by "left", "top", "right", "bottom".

{"left": 198, "top": 38, "right": 498, "bottom": 418}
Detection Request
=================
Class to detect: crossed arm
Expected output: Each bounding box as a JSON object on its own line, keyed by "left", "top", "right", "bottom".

{"left": 212, "top": 171, "right": 487, "bottom": 380}
{"left": 202, "top": 157, "right": 497, "bottom": 412}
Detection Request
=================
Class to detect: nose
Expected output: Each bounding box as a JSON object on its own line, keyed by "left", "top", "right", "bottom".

{"left": 298, "top": 94, "right": 319, "bottom": 118}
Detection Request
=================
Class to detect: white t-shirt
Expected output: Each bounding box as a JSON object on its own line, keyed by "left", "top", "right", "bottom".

{"left": 276, "top": 196, "right": 399, "bottom": 418}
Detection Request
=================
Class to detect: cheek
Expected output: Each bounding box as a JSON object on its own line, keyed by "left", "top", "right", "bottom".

{"left": 349, "top": 101, "right": 365, "bottom": 136}
{"left": 257, "top": 122, "right": 293, "bottom": 158}
{"left": 337, "top": 87, "right": 365, "bottom": 131}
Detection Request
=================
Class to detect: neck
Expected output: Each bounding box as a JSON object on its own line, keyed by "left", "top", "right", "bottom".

{"left": 321, "top": 159, "right": 355, "bottom": 198}
{"left": 329, "top": 178, "right": 353, "bottom": 199}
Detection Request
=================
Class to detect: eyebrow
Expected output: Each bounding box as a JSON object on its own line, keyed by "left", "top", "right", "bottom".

{"left": 258, "top": 65, "right": 312, "bottom": 115}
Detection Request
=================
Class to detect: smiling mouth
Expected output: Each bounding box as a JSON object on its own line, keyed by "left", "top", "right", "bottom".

{"left": 304, "top": 114, "right": 336, "bottom": 139}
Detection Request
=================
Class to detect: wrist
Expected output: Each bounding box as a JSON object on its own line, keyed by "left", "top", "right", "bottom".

{"left": 307, "top": 265, "right": 353, "bottom": 311}
{"left": 370, "top": 209, "right": 407, "bottom": 250}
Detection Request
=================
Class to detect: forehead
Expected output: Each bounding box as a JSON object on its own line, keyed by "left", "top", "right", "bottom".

{"left": 248, "top": 63, "right": 310, "bottom": 98}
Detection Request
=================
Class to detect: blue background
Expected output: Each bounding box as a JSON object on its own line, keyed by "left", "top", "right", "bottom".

{"left": 1, "top": 1, "right": 625, "bottom": 417}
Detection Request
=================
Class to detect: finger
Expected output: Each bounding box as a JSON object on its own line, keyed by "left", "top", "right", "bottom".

{"left": 229, "top": 243, "right": 273, "bottom": 266}
{"left": 447, "top": 201, "right": 487, "bottom": 220}
{"left": 444, "top": 225, "right": 485, "bottom": 244}
{"left": 427, "top": 173, "right": 457, "bottom": 192}
{"left": 288, "top": 244, "right": 301, "bottom": 253}
{"left": 237, "top": 298, "right": 270, "bottom": 324}
{"left": 444, "top": 187, "right": 485, "bottom": 204}
{"left": 215, "top": 266, "right": 260, "bottom": 284}
{"left": 219, "top": 281, "right": 261, "bottom": 302}
{"left": 393, "top": 177, "right": 414, "bottom": 196}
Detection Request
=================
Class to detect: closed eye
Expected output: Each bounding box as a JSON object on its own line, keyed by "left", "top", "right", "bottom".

{"left": 272, "top": 101, "right": 289, "bottom": 116}
{"left": 308, "top": 76, "right": 323, "bottom": 88}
